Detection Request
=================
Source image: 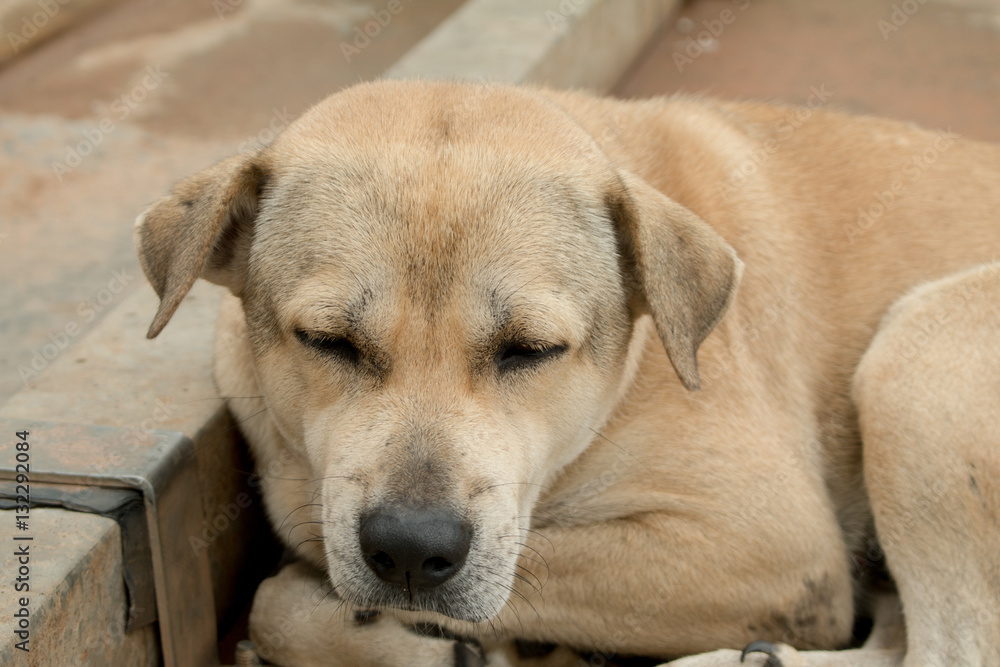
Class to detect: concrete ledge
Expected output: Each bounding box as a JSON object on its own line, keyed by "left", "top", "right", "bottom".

{"left": 386, "top": 0, "right": 679, "bottom": 91}
{"left": 0, "top": 420, "right": 220, "bottom": 665}
{"left": 0, "top": 509, "right": 158, "bottom": 666}
{"left": 0, "top": 283, "right": 254, "bottom": 622}
{"left": 0, "top": 283, "right": 262, "bottom": 661}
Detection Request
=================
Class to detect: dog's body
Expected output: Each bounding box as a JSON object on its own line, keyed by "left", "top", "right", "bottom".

{"left": 135, "top": 82, "right": 1000, "bottom": 666}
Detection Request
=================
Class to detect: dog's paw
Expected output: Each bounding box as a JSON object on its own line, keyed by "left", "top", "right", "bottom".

{"left": 249, "top": 561, "right": 481, "bottom": 666}
{"left": 661, "top": 642, "right": 797, "bottom": 667}
{"left": 660, "top": 644, "right": 905, "bottom": 667}
{"left": 740, "top": 641, "right": 784, "bottom": 667}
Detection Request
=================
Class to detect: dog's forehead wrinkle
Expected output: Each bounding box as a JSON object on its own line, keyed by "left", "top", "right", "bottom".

{"left": 259, "top": 155, "right": 614, "bottom": 310}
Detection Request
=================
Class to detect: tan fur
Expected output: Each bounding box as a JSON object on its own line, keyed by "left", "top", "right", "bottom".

{"left": 135, "top": 81, "right": 1000, "bottom": 666}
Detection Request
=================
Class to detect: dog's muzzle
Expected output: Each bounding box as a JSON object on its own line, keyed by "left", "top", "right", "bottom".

{"left": 359, "top": 505, "right": 472, "bottom": 591}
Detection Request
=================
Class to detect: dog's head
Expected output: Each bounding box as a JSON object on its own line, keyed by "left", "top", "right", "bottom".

{"left": 136, "top": 81, "right": 741, "bottom": 622}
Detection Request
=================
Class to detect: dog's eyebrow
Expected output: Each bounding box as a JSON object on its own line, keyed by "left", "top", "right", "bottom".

{"left": 486, "top": 287, "right": 511, "bottom": 329}
{"left": 481, "top": 291, "right": 571, "bottom": 352}
{"left": 344, "top": 293, "right": 368, "bottom": 329}
{"left": 302, "top": 298, "right": 392, "bottom": 379}
{"left": 308, "top": 285, "right": 374, "bottom": 329}
{"left": 484, "top": 270, "right": 548, "bottom": 327}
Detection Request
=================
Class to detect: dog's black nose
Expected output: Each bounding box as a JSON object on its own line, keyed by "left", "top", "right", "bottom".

{"left": 359, "top": 505, "right": 471, "bottom": 590}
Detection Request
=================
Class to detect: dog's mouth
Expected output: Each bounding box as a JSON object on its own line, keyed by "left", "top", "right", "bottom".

{"left": 327, "top": 504, "right": 524, "bottom": 622}
{"left": 345, "top": 576, "right": 491, "bottom": 622}
{"left": 335, "top": 552, "right": 511, "bottom": 623}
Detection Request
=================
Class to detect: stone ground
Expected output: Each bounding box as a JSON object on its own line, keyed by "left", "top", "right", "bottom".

{"left": 616, "top": 0, "right": 1000, "bottom": 142}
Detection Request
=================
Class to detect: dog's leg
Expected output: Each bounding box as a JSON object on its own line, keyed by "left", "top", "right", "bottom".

{"left": 660, "top": 646, "right": 903, "bottom": 667}
{"left": 391, "top": 497, "right": 856, "bottom": 656}
{"left": 854, "top": 263, "right": 1000, "bottom": 667}
{"left": 248, "top": 561, "right": 593, "bottom": 667}
{"left": 660, "top": 592, "right": 906, "bottom": 666}
{"left": 249, "top": 561, "right": 496, "bottom": 667}
{"left": 252, "top": 559, "right": 905, "bottom": 667}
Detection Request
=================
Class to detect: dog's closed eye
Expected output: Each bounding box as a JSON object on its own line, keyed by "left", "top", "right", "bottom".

{"left": 295, "top": 329, "right": 361, "bottom": 365}
{"left": 495, "top": 341, "right": 568, "bottom": 374}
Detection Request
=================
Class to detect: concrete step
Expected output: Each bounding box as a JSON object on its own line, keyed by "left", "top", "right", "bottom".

{"left": 0, "top": 508, "right": 158, "bottom": 665}
{"left": 616, "top": 0, "right": 1000, "bottom": 142}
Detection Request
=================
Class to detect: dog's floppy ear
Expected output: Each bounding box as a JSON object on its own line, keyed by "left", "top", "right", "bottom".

{"left": 611, "top": 171, "right": 743, "bottom": 391}
{"left": 135, "top": 154, "right": 268, "bottom": 338}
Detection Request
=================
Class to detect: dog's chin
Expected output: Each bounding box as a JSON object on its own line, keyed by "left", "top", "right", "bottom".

{"left": 332, "top": 566, "right": 510, "bottom": 623}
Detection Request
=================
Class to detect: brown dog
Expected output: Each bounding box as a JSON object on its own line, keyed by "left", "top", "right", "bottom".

{"left": 135, "top": 81, "right": 1000, "bottom": 666}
